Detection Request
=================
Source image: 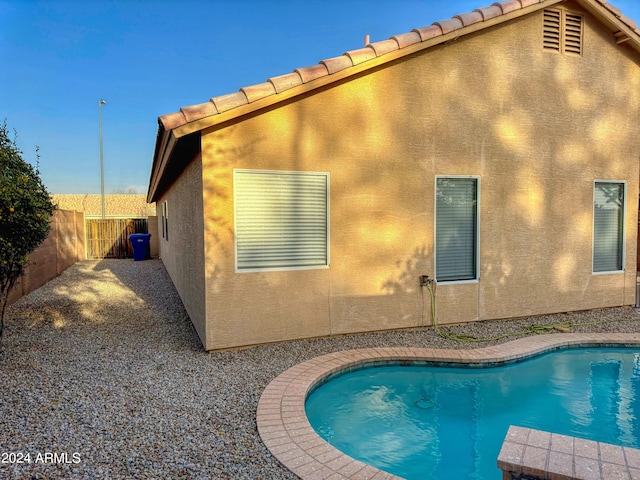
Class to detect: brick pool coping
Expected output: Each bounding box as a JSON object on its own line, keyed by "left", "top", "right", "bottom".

{"left": 256, "top": 333, "right": 640, "bottom": 480}
{"left": 499, "top": 425, "right": 640, "bottom": 480}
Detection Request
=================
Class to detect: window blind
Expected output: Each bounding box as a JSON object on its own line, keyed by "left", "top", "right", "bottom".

{"left": 436, "top": 178, "right": 478, "bottom": 282}
{"left": 593, "top": 182, "right": 624, "bottom": 273}
{"left": 234, "top": 170, "right": 329, "bottom": 271}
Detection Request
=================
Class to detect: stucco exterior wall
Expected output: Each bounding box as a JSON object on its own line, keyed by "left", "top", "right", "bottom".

{"left": 157, "top": 155, "right": 207, "bottom": 345}
{"left": 147, "top": 216, "right": 159, "bottom": 258}
{"left": 199, "top": 2, "right": 640, "bottom": 350}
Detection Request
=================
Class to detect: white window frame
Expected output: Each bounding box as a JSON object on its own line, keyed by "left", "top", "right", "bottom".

{"left": 592, "top": 180, "right": 626, "bottom": 275}
{"left": 234, "top": 169, "right": 330, "bottom": 273}
{"left": 434, "top": 175, "right": 480, "bottom": 284}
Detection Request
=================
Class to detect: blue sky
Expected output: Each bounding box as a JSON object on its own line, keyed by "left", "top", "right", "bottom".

{"left": 1, "top": 0, "right": 639, "bottom": 195}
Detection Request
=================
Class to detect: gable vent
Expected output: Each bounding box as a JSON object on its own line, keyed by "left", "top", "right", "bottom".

{"left": 543, "top": 10, "right": 561, "bottom": 52}
{"left": 564, "top": 13, "right": 583, "bottom": 55}
{"left": 543, "top": 9, "right": 583, "bottom": 56}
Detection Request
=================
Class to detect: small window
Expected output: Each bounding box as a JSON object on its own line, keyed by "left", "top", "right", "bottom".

{"left": 543, "top": 9, "right": 583, "bottom": 56}
{"left": 234, "top": 169, "right": 329, "bottom": 271}
{"left": 162, "top": 201, "right": 169, "bottom": 241}
{"left": 435, "top": 177, "right": 479, "bottom": 283}
{"left": 593, "top": 181, "right": 625, "bottom": 273}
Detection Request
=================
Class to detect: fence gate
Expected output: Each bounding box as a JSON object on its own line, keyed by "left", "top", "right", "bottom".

{"left": 86, "top": 218, "right": 148, "bottom": 259}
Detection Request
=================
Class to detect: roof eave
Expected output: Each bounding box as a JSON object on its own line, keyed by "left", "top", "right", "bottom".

{"left": 147, "top": 0, "right": 640, "bottom": 203}
{"left": 147, "top": 123, "right": 177, "bottom": 203}
{"left": 147, "top": 0, "right": 565, "bottom": 203}
{"left": 576, "top": 0, "right": 640, "bottom": 54}
{"left": 170, "top": 0, "right": 564, "bottom": 139}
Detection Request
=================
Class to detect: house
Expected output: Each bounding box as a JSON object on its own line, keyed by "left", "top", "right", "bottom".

{"left": 147, "top": 0, "right": 640, "bottom": 351}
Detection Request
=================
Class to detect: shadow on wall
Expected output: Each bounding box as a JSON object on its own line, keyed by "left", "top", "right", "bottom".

{"left": 193, "top": 12, "right": 639, "bottom": 345}
{"left": 382, "top": 246, "right": 431, "bottom": 295}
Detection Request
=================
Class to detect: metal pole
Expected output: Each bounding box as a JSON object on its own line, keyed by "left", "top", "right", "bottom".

{"left": 99, "top": 99, "right": 106, "bottom": 219}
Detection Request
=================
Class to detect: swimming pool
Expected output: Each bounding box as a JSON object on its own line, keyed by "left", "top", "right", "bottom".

{"left": 256, "top": 335, "right": 640, "bottom": 479}
{"left": 306, "top": 347, "right": 640, "bottom": 479}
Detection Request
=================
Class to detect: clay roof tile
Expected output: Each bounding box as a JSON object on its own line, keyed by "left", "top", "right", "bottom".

{"left": 294, "top": 64, "right": 330, "bottom": 83}
{"left": 180, "top": 102, "right": 218, "bottom": 122}
{"left": 368, "top": 38, "right": 401, "bottom": 56}
{"left": 412, "top": 24, "right": 443, "bottom": 41}
{"left": 320, "top": 55, "right": 354, "bottom": 74}
{"left": 493, "top": 1, "right": 523, "bottom": 14}
{"left": 455, "top": 11, "right": 484, "bottom": 27}
{"left": 211, "top": 91, "right": 249, "bottom": 113}
{"left": 159, "top": 111, "right": 187, "bottom": 130}
{"left": 268, "top": 72, "right": 303, "bottom": 93}
{"left": 474, "top": 5, "right": 504, "bottom": 20}
{"left": 620, "top": 15, "right": 638, "bottom": 30}
{"left": 603, "top": 2, "right": 623, "bottom": 17}
{"left": 156, "top": 0, "right": 640, "bottom": 136}
{"left": 345, "top": 46, "right": 377, "bottom": 65}
{"left": 390, "top": 31, "right": 422, "bottom": 48}
{"left": 433, "top": 17, "right": 465, "bottom": 34}
{"left": 240, "top": 82, "right": 277, "bottom": 103}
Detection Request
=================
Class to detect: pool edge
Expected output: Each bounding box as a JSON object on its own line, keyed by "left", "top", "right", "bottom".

{"left": 256, "top": 333, "right": 640, "bottom": 480}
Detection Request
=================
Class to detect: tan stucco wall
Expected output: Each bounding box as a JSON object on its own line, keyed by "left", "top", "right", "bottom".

{"left": 198, "top": 2, "right": 640, "bottom": 350}
{"left": 147, "top": 216, "right": 159, "bottom": 258}
{"left": 157, "top": 156, "right": 207, "bottom": 345}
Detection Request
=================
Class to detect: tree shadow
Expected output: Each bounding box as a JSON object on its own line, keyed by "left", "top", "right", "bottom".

{"left": 4, "top": 259, "right": 204, "bottom": 354}
{"left": 382, "top": 245, "right": 431, "bottom": 295}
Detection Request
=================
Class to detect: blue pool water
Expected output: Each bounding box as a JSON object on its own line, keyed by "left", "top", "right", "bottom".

{"left": 305, "top": 348, "right": 640, "bottom": 479}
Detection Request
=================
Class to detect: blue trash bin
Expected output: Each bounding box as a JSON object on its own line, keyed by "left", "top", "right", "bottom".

{"left": 129, "top": 233, "right": 151, "bottom": 261}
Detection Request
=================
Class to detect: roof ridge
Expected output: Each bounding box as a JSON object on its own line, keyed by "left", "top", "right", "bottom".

{"left": 158, "top": 0, "right": 640, "bottom": 131}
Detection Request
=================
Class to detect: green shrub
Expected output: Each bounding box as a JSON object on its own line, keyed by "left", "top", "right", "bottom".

{"left": 0, "top": 120, "right": 56, "bottom": 338}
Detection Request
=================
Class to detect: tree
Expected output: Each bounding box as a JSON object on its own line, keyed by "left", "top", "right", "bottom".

{"left": 112, "top": 187, "right": 139, "bottom": 194}
{"left": 0, "top": 121, "right": 55, "bottom": 338}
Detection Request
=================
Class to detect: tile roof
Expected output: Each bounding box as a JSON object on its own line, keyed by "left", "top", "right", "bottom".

{"left": 158, "top": 0, "right": 640, "bottom": 133}
{"left": 52, "top": 194, "right": 156, "bottom": 218}
{"left": 149, "top": 0, "right": 640, "bottom": 202}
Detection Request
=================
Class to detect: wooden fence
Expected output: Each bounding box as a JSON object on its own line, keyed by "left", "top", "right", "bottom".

{"left": 86, "top": 218, "right": 148, "bottom": 259}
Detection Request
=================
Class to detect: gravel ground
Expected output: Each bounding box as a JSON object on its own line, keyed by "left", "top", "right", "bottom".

{"left": 1, "top": 259, "right": 639, "bottom": 479}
